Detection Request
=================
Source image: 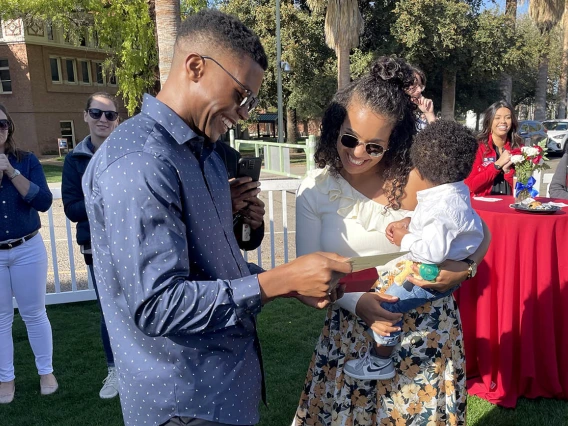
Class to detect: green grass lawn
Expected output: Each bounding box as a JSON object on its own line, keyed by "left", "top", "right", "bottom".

{"left": 3, "top": 300, "right": 567, "bottom": 425}
{"left": 42, "top": 165, "right": 63, "bottom": 184}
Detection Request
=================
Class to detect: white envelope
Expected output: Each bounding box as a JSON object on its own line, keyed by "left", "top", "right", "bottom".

{"left": 473, "top": 196, "right": 503, "bottom": 202}
{"left": 347, "top": 251, "right": 410, "bottom": 272}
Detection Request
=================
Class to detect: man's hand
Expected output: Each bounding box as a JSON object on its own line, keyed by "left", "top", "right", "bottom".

{"left": 229, "top": 177, "right": 260, "bottom": 214}
{"left": 241, "top": 197, "right": 265, "bottom": 230}
{"left": 386, "top": 218, "right": 410, "bottom": 244}
{"left": 258, "top": 252, "right": 352, "bottom": 304}
{"left": 295, "top": 284, "right": 345, "bottom": 309}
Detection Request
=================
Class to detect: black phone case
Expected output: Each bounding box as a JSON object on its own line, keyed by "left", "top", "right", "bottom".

{"left": 237, "top": 157, "right": 262, "bottom": 181}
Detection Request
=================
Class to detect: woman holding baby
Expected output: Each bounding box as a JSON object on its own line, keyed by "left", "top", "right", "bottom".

{"left": 292, "top": 57, "right": 491, "bottom": 425}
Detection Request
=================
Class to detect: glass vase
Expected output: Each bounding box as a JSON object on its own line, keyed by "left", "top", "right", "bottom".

{"left": 514, "top": 172, "right": 534, "bottom": 204}
{"left": 515, "top": 188, "right": 531, "bottom": 204}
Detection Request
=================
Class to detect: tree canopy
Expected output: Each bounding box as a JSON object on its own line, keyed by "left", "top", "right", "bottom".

{"left": 0, "top": 0, "right": 157, "bottom": 115}
{"left": 0, "top": 0, "right": 565, "bottom": 121}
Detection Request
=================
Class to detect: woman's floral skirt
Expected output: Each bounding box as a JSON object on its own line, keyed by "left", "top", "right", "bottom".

{"left": 294, "top": 293, "right": 467, "bottom": 426}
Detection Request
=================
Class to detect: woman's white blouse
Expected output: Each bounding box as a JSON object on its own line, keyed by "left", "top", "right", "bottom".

{"left": 296, "top": 167, "right": 409, "bottom": 313}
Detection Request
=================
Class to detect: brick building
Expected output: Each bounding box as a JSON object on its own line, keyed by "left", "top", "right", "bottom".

{"left": 0, "top": 18, "right": 125, "bottom": 155}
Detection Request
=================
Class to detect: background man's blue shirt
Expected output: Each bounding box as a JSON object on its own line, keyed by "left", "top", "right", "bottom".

{"left": 83, "top": 94, "right": 263, "bottom": 426}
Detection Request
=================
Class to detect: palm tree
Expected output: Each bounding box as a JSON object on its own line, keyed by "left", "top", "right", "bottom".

{"left": 557, "top": 2, "right": 568, "bottom": 118}
{"left": 306, "top": 0, "right": 364, "bottom": 89}
{"left": 154, "top": 0, "right": 181, "bottom": 88}
{"left": 500, "top": 0, "right": 517, "bottom": 102}
{"left": 530, "top": 0, "right": 564, "bottom": 121}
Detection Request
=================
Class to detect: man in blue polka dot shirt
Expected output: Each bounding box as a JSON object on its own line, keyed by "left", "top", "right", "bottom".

{"left": 82, "top": 9, "right": 351, "bottom": 426}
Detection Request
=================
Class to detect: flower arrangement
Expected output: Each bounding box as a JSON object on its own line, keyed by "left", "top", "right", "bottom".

{"left": 510, "top": 140, "right": 550, "bottom": 201}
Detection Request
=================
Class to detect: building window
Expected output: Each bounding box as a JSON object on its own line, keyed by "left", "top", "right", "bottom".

{"left": 64, "top": 58, "right": 77, "bottom": 84}
{"left": 92, "top": 30, "right": 99, "bottom": 48}
{"left": 94, "top": 62, "right": 104, "bottom": 85}
{"left": 108, "top": 71, "right": 117, "bottom": 86}
{"left": 50, "top": 57, "right": 62, "bottom": 83}
{"left": 79, "top": 60, "right": 91, "bottom": 84}
{"left": 46, "top": 22, "right": 54, "bottom": 41}
{"left": 79, "top": 29, "right": 86, "bottom": 47}
{"left": 60, "top": 121, "right": 75, "bottom": 149}
{"left": 0, "top": 59, "right": 11, "bottom": 93}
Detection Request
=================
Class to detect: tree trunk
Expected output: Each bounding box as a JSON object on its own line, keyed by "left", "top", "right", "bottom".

{"left": 499, "top": 0, "right": 517, "bottom": 103}
{"left": 500, "top": 74, "right": 513, "bottom": 103}
{"left": 534, "top": 52, "right": 549, "bottom": 121}
{"left": 286, "top": 108, "right": 298, "bottom": 143}
{"left": 155, "top": 0, "right": 181, "bottom": 88}
{"left": 519, "top": 104, "right": 528, "bottom": 120}
{"left": 302, "top": 119, "right": 309, "bottom": 136}
{"left": 558, "top": 7, "right": 568, "bottom": 119}
{"left": 336, "top": 44, "right": 351, "bottom": 89}
{"left": 505, "top": 0, "right": 517, "bottom": 19}
{"left": 441, "top": 69, "right": 456, "bottom": 120}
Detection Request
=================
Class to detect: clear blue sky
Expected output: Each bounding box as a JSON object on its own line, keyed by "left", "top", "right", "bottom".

{"left": 485, "top": 0, "right": 529, "bottom": 15}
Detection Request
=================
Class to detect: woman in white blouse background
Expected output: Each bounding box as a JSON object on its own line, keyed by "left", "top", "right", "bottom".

{"left": 292, "top": 57, "right": 490, "bottom": 425}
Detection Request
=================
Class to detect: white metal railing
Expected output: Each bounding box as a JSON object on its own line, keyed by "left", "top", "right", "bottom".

{"left": 14, "top": 180, "right": 301, "bottom": 307}
{"left": 229, "top": 130, "right": 317, "bottom": 179}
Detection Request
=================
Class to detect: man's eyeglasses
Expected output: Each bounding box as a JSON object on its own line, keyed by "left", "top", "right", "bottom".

{"left": 87, "top": 108, "right": 119, "bottom": 122}
{"left": 200, "top": 55, "right": 260, "bottom": 113}
{"left": 340, "top": 134, "right": 388, "bottom": 158}
{"left": 0, "top": 119, "right": 10, "bottom": 130}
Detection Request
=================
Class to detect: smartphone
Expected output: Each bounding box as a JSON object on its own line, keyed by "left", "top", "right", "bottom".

{"left": 237, "top": 157, "right": 262, "bottom": 182}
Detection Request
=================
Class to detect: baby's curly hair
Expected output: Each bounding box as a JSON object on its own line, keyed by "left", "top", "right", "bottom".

{"left": 411, "top": 120, "right": 478, "bottom": 185}
{"left": 315, "top": 56, "right": 417, "bottom": 210}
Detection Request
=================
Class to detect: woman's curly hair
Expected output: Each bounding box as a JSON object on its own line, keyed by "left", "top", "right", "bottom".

{"left": 315, "top": 56, "right": 417, "bottom": 210}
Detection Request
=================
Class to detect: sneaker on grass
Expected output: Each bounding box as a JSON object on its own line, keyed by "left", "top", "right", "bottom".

{"left": 99, "top": 367, "right": 119, "bottom": 399}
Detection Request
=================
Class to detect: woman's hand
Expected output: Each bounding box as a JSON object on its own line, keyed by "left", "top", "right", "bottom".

{"left": 0, "top": 154, "right": 14, "bottom": 175}
{"left": 415, "top": 96, "right": 436, "bottom": 123}
{"left": 355, "top": 292, "right": 403, "bottom": 337}
{"left": 495, "top": 150, "right": 511, "bottom": 168}
{"left": 502, "top": 160, "right": 514, "bottom": 174}
{"left": 407, "top": 259, "right": 469, "bottom": 293}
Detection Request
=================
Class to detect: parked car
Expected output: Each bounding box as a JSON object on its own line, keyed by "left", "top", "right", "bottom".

{"left": 542, "top": 119, "right": 568, "bottom": 154}
{"left": 518, "top": 120, "right": 548, "bottom": 148}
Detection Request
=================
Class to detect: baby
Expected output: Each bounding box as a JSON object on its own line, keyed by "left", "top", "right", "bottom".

{"left": 344, "top": 120, "right": 484, "bottom": 381}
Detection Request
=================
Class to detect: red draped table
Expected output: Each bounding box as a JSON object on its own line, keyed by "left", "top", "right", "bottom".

{"left": 454, "top": 195, "right": 568, "bottom": 407}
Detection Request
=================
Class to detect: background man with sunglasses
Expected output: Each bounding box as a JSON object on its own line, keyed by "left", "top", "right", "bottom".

{"left": 82, "top": 9, "right": 351, "bottom": 426}
{"left": 61, "top": 92, "right": 120, "bottom": 400}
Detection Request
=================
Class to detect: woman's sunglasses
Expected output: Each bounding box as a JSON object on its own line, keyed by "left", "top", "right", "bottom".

{"left": 340, "top": 134, "right": 388, "bottom": 158}
{"left": 87, "top": 108, "right": 119, "bottom": 121}
{"left": 0, "top": 119, "right": 10, "bottom": 130}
